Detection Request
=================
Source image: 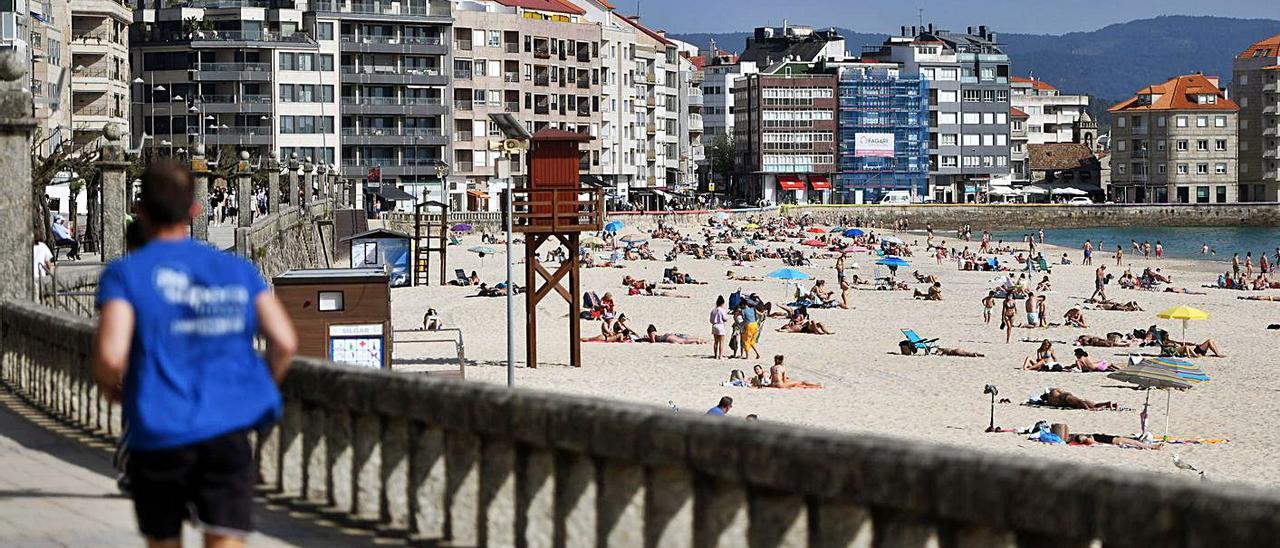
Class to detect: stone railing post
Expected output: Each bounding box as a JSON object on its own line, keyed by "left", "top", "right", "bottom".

{"left": 191, "top": 143, "right": 210, "bottom": 240}
{"left": 300, "top": 158, "right": 314, "bottom": 209}
{"left": 266, "top": 151, "right": 280, "bottom": 215}
{"left": 316, "top": 164, "right": 328, "bottom": 202}
{"left": 97, "top": 123, "right": 129, "bottom": 262}
{"left": 287, "top": 153, "right": 300, "bottom": 208}
{"left": 0, "top": 50, "right": 36, "bottom": 302}
{"left": 236, "top": 151, "right": 253, "bottom": 228}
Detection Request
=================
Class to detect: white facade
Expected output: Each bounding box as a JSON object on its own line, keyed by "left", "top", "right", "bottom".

{"left": 1010, "top": 76, "right": 1089, "bottom": 145}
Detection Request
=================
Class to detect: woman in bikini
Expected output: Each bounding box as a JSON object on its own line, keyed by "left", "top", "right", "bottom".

{"left": 776, "top": 316, "right": 834, "bottom": 335}
{"left": 1001, "top": 296, "right": 1018, "bottom": 343}
{"left": 767, "top": 355, "right": 822, "bottom": 389}
{"left": 1071, "top": 348, "right": 1109, "bottom": 372}
{"left": 1022, "top": 339, "right": 1059, "bottom": 370}
{"left": 643, "top": 324, "right": 707, "bottom": 344}
{"left": 1063, "top": 307, "right": 1087, "bottom": 328}
{"left": 1170, "top": 338, "right": 1226, "bottom": 358}
{"left": 1040, "top": 388, "right": 1119, "bottom": 410}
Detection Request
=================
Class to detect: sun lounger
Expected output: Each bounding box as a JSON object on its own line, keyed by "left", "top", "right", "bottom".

{"left": 899, "top": 329, "right": 939, "bottom": 355}
{"left": 452, "top": 268, "right": 469, "bottom": 286}
{"left": 449, "top": 235, "right": 462, "bottom": 246}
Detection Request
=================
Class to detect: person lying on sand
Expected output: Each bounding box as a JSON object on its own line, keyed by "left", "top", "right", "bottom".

{"left": 1167, "top": 338, "right": 1227, "bottom": 358}
{"left": 1075, "top": 333, "right": 1133, "bottom": 347}
{"left": 912, "top": 270, "right": 938, "bottom": 284}
{"left": 1038, "top": 388, "right": 1119, "bottom": 410}
{"left": 935, "top": 347, "right": 985, "bottom": 357}
{"left": 766, "top": 355, "right": 822, "bottom": 389}
{"left": 775, "top": 316, "right": 834, "bottom": 335}
{"left": 642, "top": 324, "right": 706, "bottom": 344}
{"left": 1239, "top": 295, "right": 1280, "bottom": 301}
{"left": 1063, "top": 307, "right": 1088, "bottom": 328}
{"left": 726, "top": 270, "right": 763, "bottom": 282}
{"left": 1164, "top": 287, "right": 1206, "bottom": 295}
{"left": 913, "top": 281, "right": 943, "bottom": 301}
{"left": 1072, "top": 348, "right": 1110, "bottom": 372}
{"left": 1067, "top": 433, "right": 1161, "bottom": 450}
{"left": 749, "top": 364, "right": 771, "bottom": 388}
{"left": 1088, "top": 300, "right": 1144, "bottom": 311}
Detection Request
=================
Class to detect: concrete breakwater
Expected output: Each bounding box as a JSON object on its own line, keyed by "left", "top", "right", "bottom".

{"left": 782, "top": 203, "right": 1280, "bottom": 231}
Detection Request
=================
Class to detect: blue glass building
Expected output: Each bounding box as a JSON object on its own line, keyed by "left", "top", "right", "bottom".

{"left": 836, "top": 70, "right": 930, "bottom": 203}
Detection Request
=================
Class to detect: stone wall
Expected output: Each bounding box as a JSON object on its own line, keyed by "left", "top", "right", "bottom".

{"left": 236, "top": 199, "right": 334, "bottom": 280}
{"left": 783, "top": 203, "right": 1280, "bottom": 231}
{"left": 5, "top": 297, "right": 1280, "bottom": 547}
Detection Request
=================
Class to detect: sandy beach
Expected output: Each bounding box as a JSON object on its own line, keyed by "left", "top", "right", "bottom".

{"left": 384, "top": 216, "right": 1280, "bottom": 487}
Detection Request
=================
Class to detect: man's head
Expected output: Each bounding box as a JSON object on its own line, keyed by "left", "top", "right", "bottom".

{"left": 717, "top": 396, "right": 733, "bottom": 412}
{"left": 138, "top": 162, "right": 198, "bottom": 227}
{"left": 773, "top": 354, "right": 784, "bottom": 365}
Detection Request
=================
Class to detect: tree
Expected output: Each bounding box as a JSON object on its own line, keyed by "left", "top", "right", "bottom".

{"left": 31, "top": 128, "right": 99, "bottom": 248}
{"left": 709, "top": 133, "right": 735, "bottom": 192}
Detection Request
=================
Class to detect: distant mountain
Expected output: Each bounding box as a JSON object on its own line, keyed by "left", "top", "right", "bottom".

{"left": 673, "top": 16, "right": 1280, "bottom": 110}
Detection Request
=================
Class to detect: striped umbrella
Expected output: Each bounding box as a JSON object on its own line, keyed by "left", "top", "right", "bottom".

{"left": 1108, "top": 357, "right": 1209, "bottom": 441}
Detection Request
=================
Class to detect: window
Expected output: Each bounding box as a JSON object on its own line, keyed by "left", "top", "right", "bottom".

{"left": 1117, "top": 141, "right": 1127, "bottom": 152}
{"left": 962, "top": 112, "right": 979, "bottom": 125}
{"left": 940, "top": 155, "right": 957, "bottom": 167}
{"left": 279, "top": 52, "right": 295, "bottom": 70}
{"left": 1116, "top": 164, "right": 1126, "bottom": 175}
{"left": 962, "top": 134, "right": 979, "bottom": 146}
{"left": 1175, "top": 116, "right": 1188, "bottom": 128}
{"left": 995, "top": 112, "right": 1007, "bottom": 124}
{"left": 939, "top": 112, "right": 957, "bottom": 125}
{"left": 1176, "top": 140, "right": 1188, "bottom": 151}
{"left": 940, "top": 134, "right": 957, "bottom": 146}
{"left": 1214, "top": 116, "right": 1227, "bottom": 128}
{"left": 1215, "top": 163, "right": 1227, "bottom": 174}
{"left": 1216, "top": 186, "right": 1227, "bottom": 203}
{"left": 962, "top": 89, "right": 981, "bottom": 102}
{"left": 1158, "top": 164, "right": 1167, "bottom": 174}
{"left": 1196, "top": 116, "right": 1208, "bottom": 128}
{"left": 1177, "top": 164, "right": 1189, "bottom": 175}
{"left": 1196, "top": 163, "right": 1209, "bottom": 174}
{"left": 938, "top": 90, "right": 957, "bottom": 103}
{"left": 1116, "top": 116, "right": 1126, "bottom": 128}
{"left": 1197, "top": 140, "right": 1209, "bottom": 151}
{"left": 1157, "top": 116, "right": 1166, "bottom": 127}
{"left": 318, "top": 291, "right": 344, "bottom": 311}
{"left": 1196, "top": 186, "right": 1210, "bottom": 203}
{"left": 316, "top": 22, "right": 334, "bottom": 41}
{"left": 1216, "top": 139, "right": 1228, "bottom": 151}
{"left": 1156, "top": 140, "right": 1166, "bottom": 151}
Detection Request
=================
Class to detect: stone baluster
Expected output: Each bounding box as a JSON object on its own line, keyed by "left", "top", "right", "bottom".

{"left": 236, "top": 151, "right": 253, "bottom": 228}
{"left": 693, "top": 480, "right": 749, "bottom": 547}
{"left": 191, "top": 144, "right": 210, "bottom": 240}
{"left": 445, "top": 431, "right": 481, "bottom": 545}
{"left": 301, "top": 158, "right": 314, "bottom": 209}
{"left": 479, "top": 439, "right": 517, "bottom": 545}
{"left": 645, "top": 466, "right": 694, "bottom": 547}
{"left": 352, "top": 412, "right": 383, "bottom": 522}
{"left": 382, "top": 418, "right": 411, "bottom": 530}
{"left": 266, "top": 151, "right": 280, "bottom": 215}
{"left": 327, "top": 408, "right": 354, "bottom": 513}
{"left": 557, "top": 453, "right": 598, "bottom": 546}
{"left": 316, "top": 164, "right": 328, "bottom": 202}
{"left": 0, "top": 50, "right": 35, "bottom": 301}
{"left": 302, "top": 404, "right": 328, "bottom": 505}
{"left": 287, "top": 153, "right": 300, "bottom": 208}
{"left": 409, "top": 423, "right": 447, "bottom": 541}
{"left": 279, "top": 397, "right": 304, "bottom": 497}
{"left": 518, "top": 447, "right": 555, "bottom": 547}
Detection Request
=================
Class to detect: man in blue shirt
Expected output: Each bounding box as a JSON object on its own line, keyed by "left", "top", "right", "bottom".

{"left": 93, "top": 163, "right": 297, "bottom": 547}
{"left": 706, "top": 396, "right": 733, "bottom": 416}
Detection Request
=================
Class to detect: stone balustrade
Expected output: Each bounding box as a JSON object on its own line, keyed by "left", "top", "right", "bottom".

{"left": 235, "top": 199, "right": 335, "bottom": 279}
{"left": 4, "top": 298, "right": 1280, "bottom": 547}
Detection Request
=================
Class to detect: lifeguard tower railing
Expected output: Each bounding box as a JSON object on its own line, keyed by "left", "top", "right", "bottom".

{"left": 509, "top": 186, "right": 605, "bottom": 233}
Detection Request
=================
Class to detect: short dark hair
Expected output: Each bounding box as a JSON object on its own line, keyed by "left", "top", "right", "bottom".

{"left": 718, "top": 396, "right": 733, "bottom": 409}
{"left": 139, "top": 162, "right": 196, "bottom": 225}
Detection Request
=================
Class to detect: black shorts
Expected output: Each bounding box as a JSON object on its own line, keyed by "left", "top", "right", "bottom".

{"left": 127, "top": 430, "right": 255, "bottom": 540}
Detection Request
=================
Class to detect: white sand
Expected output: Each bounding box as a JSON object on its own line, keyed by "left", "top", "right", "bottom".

{"left": 384, "top": 221, "right": 1280, "bottom": 486}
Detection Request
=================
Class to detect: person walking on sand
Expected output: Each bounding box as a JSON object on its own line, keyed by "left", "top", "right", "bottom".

{"left": 981, "top": 291, "right": 995, "bottom": 325}
{"left": 1000, "top": 296, "right": 1017, "bottom": 343}
{"left": 1089, "top": 265, "right": 1108, "bottom": 302}
{"left": 1082, "top": 240, "right": 1093, "bottom": 265}
{"left": 709, "top": 295, "right": 729, "bottom": 359}
{"left": 93, "top": 163, "right": 298, "bottom": 548}
{"left": 1024, "top": 291, "right": 1039, "bottom": 328}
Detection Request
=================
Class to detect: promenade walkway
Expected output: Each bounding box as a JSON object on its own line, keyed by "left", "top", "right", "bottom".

{"left": 0, "top": 390, "right": 381, "bottom": 547}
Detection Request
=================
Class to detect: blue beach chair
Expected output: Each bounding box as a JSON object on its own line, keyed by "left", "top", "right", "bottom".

{"left": 900, "top": 329, "right": 939, "bottom": 355}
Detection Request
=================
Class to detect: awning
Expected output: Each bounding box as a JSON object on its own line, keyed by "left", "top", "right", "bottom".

{"left": 778, "top": 176, "right": 804, "bottom": 191}
{"left": 377, "top": 186, "right": 417, "bottom": 201}
{"left": 580, "top": 174, "right": 606, "bottom": 188}
{"left": 651, "top": 188, "right": 675, "bottom": 199}
{"left": 466, "top": 189, "right": 487, "bottom": 199}
{"left": 808, "top": 176, "right": 832, "bottom": 191}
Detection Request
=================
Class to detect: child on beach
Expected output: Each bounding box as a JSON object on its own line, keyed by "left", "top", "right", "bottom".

{"left": 982, "top": 291, "right": 995, "bottom": 324}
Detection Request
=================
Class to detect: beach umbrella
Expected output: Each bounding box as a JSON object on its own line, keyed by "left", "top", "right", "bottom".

{"left": 828, "top": 226, "right": 845, "bottom": 233}
{"left": 451, "top": 223, "right": 473, "bottom": 232}
{"left": 604, "top": 220, "right": 625, "bottom": 233}
{"left": 1156, "top": 306, "right": 1209, "bottom": 341}
{"left": 876, "top": 256, "right": 909, "bottom": 278}
{"left": 468, "top": 246, "right": 496, "bottom": 255}
{"left": 744, "top": 223, "right": 760, "bottom": 229}
{"left": 581, "top": 236, "right": 605, "bottom": 248}
{"left": 1108, "top": 357, "right": 1209, "bottom": 441}
{"left": 802, "top": 238, "right": 826, "bottom": 247}
{"left": 806, "top": 227, "right": 827, "bottom": 234}
{"left": 843, "top": 228, "right": 865, "bottom": 237}
{"left": 881, "top": 235, "right": 904, "bottom": 245}
{"left": 766, "top": 268, "right": 811, "bottom": 281}
{"left": 620, "top": 234, "right": 648, "bottom": 244}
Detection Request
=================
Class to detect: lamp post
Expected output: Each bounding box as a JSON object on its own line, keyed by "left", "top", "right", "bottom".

{"left": 488, "top": 113, "right": 531, "bottom": 388}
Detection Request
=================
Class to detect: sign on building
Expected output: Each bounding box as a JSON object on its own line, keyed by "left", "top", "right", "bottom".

{"left": 854, "top": 133, "right": 895, "bottom": 158}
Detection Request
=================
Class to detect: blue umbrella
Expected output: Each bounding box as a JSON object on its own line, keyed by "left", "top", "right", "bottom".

{"left": 604, "top": 220, "right": 624, "bottom": 233}
{"left": 843, "top": 228, "right": 865, "bottom": 237}
{"left": 766, "top": 268, "right": 812, "bottom": 281}
{"left": 876, "top": 256, "right": 910, "bottom": 268}
{"left": 828, "top": 226, "right": 845, "bottom": 233}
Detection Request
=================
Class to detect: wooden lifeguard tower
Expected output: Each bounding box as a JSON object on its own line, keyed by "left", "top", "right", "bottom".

{"left": 513, "top": 129, "right": 604, "bottom": 369}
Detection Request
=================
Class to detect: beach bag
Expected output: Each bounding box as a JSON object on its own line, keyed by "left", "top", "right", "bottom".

{"left": 728, "top": 289, "right": 744, "bottom": 310}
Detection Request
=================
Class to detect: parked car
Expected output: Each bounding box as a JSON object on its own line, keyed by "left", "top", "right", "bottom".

{"left": 1067, "top": 197, "right": 1094, "bottom": 205}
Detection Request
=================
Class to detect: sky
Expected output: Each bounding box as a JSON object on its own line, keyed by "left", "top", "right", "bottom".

{"left": 629, "top": 0, "right": 1275, "bottom": 35}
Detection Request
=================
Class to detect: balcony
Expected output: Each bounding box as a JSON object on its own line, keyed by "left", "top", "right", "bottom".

{"left": 534, "top": 74, "right": 550, "bottom": 87}
{"left": 1265, "top": 105, "right": 1278, "bottom": 116}
{"left": 455, "top": 130, "right": 473, "bottom": 141}
{"left": 646, "top": 96, "right": 656, "bottom": 108}
{"left": 534, "top": 48, "right": 550, "bottom": 59}
{"left": 1264, "top": 127, "right": 1278, "bottom": 137}
{"left": 576, "top": 51, "right": 590, "bottom": 63}
{"left": 645, "top": 123, "right": 656, "bottom": 135}
{"left": 504, "top": 72, "right": 519, "bottom": 83}
{"left": 576, "top": 106, "right": 590, "bottom": 117}
{"left": 1264, "top": 148, "right": 1279, "bottom": 159}
{"left": 134, "top": 29, "right": 315, "bottom": 47}
{"left": 645, "top": 150, "right": 656, "bottom": 162}
{"left": 576, "top": 79, "right": 589, "bottom": 90}
{"left": 198, "top": 94, "right": 273, "bottom": 113}
{"left": 310, "top": 0, "right": 451, "bottom": 18}
{"left": 688, "top": 114, "right": 703, "bottom": 131}
{"left": 191, "top": 62, "right": 272, "bottom": 81}
{"left": 455, "top": 69, "right": 472, "bottom": 80}
{"left": 454, "top": 99, "right": 473, "bottom": 111}
{"left": 340, "top": 33, "right": 447, "bottom": 54}
{"left": 1264, "top": 81, "right": 1277, "bottom": 93}
{"left": 1131, "top": 150, "right": 1149, "bottom": 159}
{"left": 504, "top": 42, "right": 518, "bottom": 53}
{"left": 341, "top": 126, "right": 447, "bottom": 145}
{"left": 687, "top": 89, "right": 702, "bottom": 106}
{"left": 504, "top": 101, "right": 520, "bottom": 113}
{"left": 339, "top": 65, "right": 448, "bottom": 86}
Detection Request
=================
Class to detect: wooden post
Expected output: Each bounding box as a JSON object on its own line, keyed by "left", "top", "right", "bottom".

{"left": 568, "top": 233, "right": 581, "bottom": 368}
{"left": 524, "top": 234, "right": 539, "bottom": 369}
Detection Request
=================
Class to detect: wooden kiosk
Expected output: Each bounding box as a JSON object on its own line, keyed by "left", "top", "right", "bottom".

{"left": 513, "top": 129, "right": 604, "bottom": 369}
{"left": 272, "top": 268, "right": 392, "bottom": 369}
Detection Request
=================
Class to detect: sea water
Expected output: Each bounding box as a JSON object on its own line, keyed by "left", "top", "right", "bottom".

{"left": 988, "top": 226, "right": 1280, "bottom": 260}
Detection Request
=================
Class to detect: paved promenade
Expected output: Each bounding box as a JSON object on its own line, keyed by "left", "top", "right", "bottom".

{"left": 0, "top": 390, "right": 382, "bottom": 547}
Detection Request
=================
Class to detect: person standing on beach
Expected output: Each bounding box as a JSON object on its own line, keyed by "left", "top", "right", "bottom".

{"left": 709, "top": 296, "right": 729, "bottom": 359}
{"left": 1037, "top": 295, "right": 1048, "bottom": 328}
{"left": 982, "top": 291, "right": 995, "bottom": 325}
{"left": 1000, "top": 297, "right": 1017, "bottom": 343}
{"left": 93, "top": 164, "right": 298, "bottom": 547}
{"left": 1082, "top": 240, "right": 1093, "bottom": 265}
{"left": 1261, "top": 253, "right": 1270, "bottom": 276}
{"left": 1115, "top": 245, "right": 1123, "bottom": 266}
{"left": 1090, "top": 265, "right": 1108, "bottom": 302}
{"left": 1245, "top": 252, "right": 1254, "bottom": 277}
{"left": 1232, "top": 253, "right": 1241, "bottom": 277}
{"left": 1024, "top": 291, "right": 1038, "bottom": 328}
{"left": 1155, "top": 241, "right": 1163, "bottom": 259}
{"left": 1038, "top": 228, "right": 1044, "bottom": 244}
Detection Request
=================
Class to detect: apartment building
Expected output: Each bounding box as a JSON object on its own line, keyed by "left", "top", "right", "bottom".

{"left": 69, "top": 0, "right": 130, "bottom": 150}
{"left": 695, "top": 47, "right": 756, "bottom": 190}
{"left": 1108, "top": 73, "right": 1239, "bottom": 203}
{"left": 870, "top": 24, "right": 1012, "bottom": 203}
{"left": 835, "top": 65, "right": 929, "bottom": 203}
{"left": 1009, "top": 106, "right": 1028, "bottom": 182}
{"left": 29, "top": 0, "right": 71, "bottom": 154}
{"left": 450, "top": 0, "right": 599, "bottom": 209}
{"left": 1010, "top": 76, "right": 1089, "bottom": 145}
{"left": 738, "top": 23, "right": 844, "bottom": 67}
{"left": 1231, "top": 33, "right": 1280, "bottom": 202}
{"left": 732, "top": 72, "right": 837, "bottom": 204}
{"left": 619, "top": 14, "right": 684, "bottom": 202}
{"left": 578, "top": 0, "right": 639, "bottom": 201}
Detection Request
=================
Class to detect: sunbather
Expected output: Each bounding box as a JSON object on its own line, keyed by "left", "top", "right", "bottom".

{"left": 423, "top": 308, "right": 441, "bottom": 330}
{"left": 1022, "top": 339, "right": 1060, "bottom": 371}
{"left": 1072, "top": 348, "right": 1110, "bottom": 372}
{"left": 1063, "top": 307, "right": 1088, "bottom": 328}
{"left": 726, "top": 270, "right": 763, "bottom": 282}
{"left": 1091, "top": 300, "right": 1144, "bottom": 311}
{"left": 913, "top": 281, "right": 943, "bottom": 301}
{"left": 775, "top": 316, "right": 833, "bottom": 335}
{"left": 749, "top": 364, "right": 771, "bottom": 388}
{"left": 1239, "top": 295, "right": 1280, "bottom": 301}
{"left": 643, "top": 324, "right": 706, "bottom": 344}
{"left": 1067, "top": 433, "right": 1161, "bottom": 450}
{"left": 1038, "top": 388, "right": 1118, "bottom": 410}
{"left": 766, "top": 355, "right": 822, "bottom": 389}
{"left": 1168, "top": 338, "right": 1226, "bottom": 358}
{"left": 935, "top": 347, "right": 985, "bottom": 358}
{"left": 1075, "top": 333, "right": 1132, "bottom": 347}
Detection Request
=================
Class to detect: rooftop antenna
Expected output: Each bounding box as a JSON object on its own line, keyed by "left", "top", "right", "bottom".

{"left": 918, "top": 8, "right": 923, "bottom": 29}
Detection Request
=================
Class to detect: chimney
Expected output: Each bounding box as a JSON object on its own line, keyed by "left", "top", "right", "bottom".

{"left": 978, "top": 25, "right": 987, "bottom": 37}
{"left": 901, "top": 25, "right": 907, "bottom": 37}
{"left": 989, "top": 32, "right": 997, "bottom": 43}
{"left": 967, "top": 26, "right": 974, "bottom": 35}
{"left": 928, "top": 23, "right": 934, "bottom": 33}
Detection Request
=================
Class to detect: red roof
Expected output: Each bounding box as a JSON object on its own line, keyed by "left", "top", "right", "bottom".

{"left": 1011, "top": 76, "right": 1057, "bottom": 91}
{"left": 1238, "top": 33, "right": 1280, "bottom": 59}
{"left": 1109, "top": 73, "right": 1238, "bottom": 113}
{"left": 618, "top": 14, "right": 672, "bottom": 46}
{"left": 494, "top": 0, "right": 585, "bottom": 15}
{"left": 1010, "top": 107, "right": 1029, "bottom": 118}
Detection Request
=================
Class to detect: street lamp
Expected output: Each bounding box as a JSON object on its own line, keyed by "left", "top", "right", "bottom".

{"left": 488, "top": 112, "right": 531, "bottom": 388}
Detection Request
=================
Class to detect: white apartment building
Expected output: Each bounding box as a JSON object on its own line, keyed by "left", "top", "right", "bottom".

{"left": 579, "top": 0, "right": 639, "bottom": 202}
{"left": 70, "top": 0, "right": 131, "bottom": 150}
{"left": 1010, "top": 76, "right": 1089, "bottom": 145}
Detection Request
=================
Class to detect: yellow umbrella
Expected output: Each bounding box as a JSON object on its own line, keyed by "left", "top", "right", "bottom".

{"left": 745, "top": 223, "right": 760, "bottom": 229}
{"left": 1156, "top": 306, "right": 1209, "bottom": 341}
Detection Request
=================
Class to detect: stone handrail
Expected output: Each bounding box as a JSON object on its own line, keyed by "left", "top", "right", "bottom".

{"left": 236, "top": 199, "right": 334, "bottom": 279}
{"left": 3, "top": 298, "right": 1280, "bottom": 546}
